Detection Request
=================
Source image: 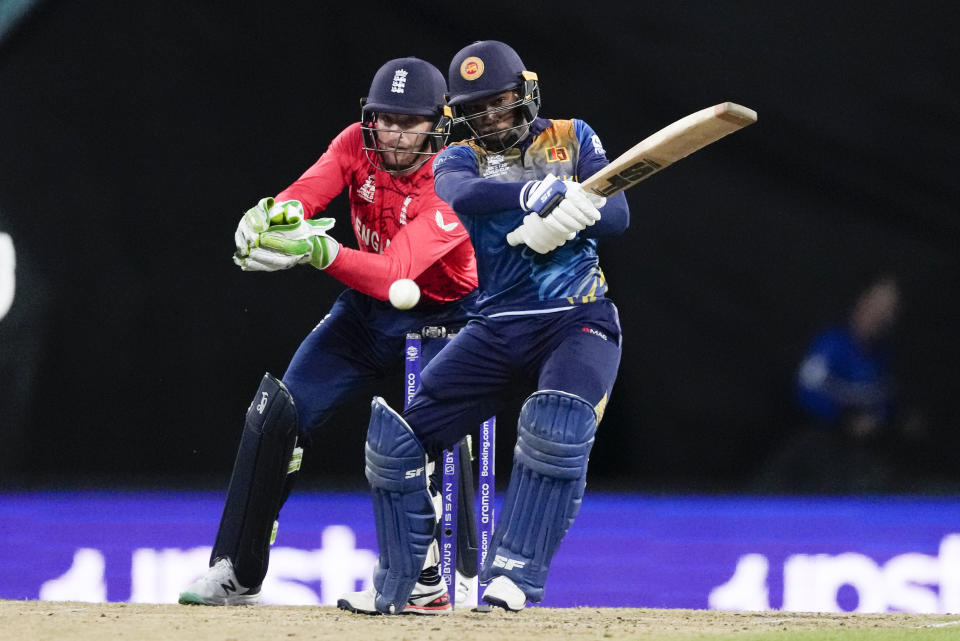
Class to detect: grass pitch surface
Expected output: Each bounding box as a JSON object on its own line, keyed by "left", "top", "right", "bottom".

{"left": 2, "top": 600, "right": 958, "bottom": 640}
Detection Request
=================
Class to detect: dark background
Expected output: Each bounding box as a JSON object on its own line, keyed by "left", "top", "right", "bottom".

{"left": 1, "top": 1, "right": 957, "bottom": 492}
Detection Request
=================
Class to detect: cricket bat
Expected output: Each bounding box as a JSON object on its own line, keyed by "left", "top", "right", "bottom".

{"left": 506, "top": 101, "right": 757, "bottom": 246}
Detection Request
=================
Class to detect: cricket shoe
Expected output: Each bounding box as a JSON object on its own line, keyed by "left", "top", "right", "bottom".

{"left": 178, "top": 557, "right": 261, "bottom": 606}
{"left": 481, "top": 575, "right": 527, "bottom": 612}
{"left": 337, "top": 579, "right": 451, "bottom": 615}
{"left": 454, "top": 571, "right": 478, "bottom": 610}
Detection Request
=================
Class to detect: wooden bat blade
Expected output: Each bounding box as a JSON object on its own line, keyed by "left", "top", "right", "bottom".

{"left": 583, "top": 102, "right": 757, "bottom": 198}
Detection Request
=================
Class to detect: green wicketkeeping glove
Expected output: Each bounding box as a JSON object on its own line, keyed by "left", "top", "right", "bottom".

{"left": 234, "top": 198, "right": 305, "bottom": 259}
{"left": 257, "top": 217, "right": 340, "bottom": 270}
{"left": 235, "top": 198, "right": 325, "bottom": 272}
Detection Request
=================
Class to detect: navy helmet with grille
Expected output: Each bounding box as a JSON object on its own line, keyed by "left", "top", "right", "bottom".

{"left": 445, "top": 41, "right": 540, "bottom": 151}
{"left": 360, "top": 58, "right": 451, "bottom": 173}
{"left": 362, "top": 57, "right": 448, "bottom": 118}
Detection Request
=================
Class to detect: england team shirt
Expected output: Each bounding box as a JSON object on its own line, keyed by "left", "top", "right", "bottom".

{"left": 276, "top": 122, "right": 477, "bottom": 305}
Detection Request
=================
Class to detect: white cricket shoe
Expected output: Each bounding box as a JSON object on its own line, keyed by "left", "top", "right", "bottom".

{"left": 481, "top": 575, "right": 527, "bottom": 612}
{"left": 337, "top": 580, "right": 452, "bottom": 615}
{"left": 178, "top": 558, "right": 261, "bottom": 606}
{"left": 454, "top": 571, "right": 478, "bottom": 610}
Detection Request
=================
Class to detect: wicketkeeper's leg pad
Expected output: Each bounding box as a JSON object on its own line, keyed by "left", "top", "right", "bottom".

{"left": 211, "top": 373, "right": 298, "bottom": 588}
{"left": 479, "top": 390, "right": 597, "bottom": 602}
{"left": 366, "top": 397, "right": 436, "bottom": 614}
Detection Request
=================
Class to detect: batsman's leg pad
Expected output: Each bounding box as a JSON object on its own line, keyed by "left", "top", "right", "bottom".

{"left": 479, "top": 390, "right": 597, "bottom": 602}
{"left": 211, "top": 373, "right": 298, "bottom": 588}
{"left": 365, "top": 397, "right": 436, "bottom": 614}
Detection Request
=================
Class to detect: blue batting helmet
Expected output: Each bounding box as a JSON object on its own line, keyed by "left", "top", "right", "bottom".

{"left": 446, "top": 41, "right": 540, "bottom": 151}
{"left": 448, "top": 41, "right": 535, "bottom": 106}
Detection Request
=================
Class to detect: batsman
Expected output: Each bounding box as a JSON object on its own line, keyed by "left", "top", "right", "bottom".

{"left": 348, "top": 40, "right": 630, "bottom": 614}
{"left": 178, "top": 57, "right": 479, "bottom": 613}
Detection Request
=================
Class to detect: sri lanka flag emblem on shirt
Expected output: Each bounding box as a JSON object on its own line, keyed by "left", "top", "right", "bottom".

{"left": 545, "top": 147, "right": 569, "bottom": 162}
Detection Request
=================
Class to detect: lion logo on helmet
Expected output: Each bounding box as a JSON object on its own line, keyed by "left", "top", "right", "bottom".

{"left": 460, "top": 56, "right": 484, "bottom": 81}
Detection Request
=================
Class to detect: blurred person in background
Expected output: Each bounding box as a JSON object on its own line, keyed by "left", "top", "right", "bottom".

{"left": 796, "top": 274, "right": 900, "bottom": 434}
{"left": 758, "top": 275, "right": 927, "bottom": 492}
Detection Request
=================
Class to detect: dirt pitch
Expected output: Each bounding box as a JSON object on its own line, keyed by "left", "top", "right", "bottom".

{"left": 2, "top": 600, "right": 959, "bottom": 641}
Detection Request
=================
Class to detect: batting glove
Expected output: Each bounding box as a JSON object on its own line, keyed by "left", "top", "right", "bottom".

{"left": 511, "top": 212, "right": 575, "bottom": 254}
{"left": 558, "top": 180, "right": 605, "bottom": 225}
{"left": 519, "top": 175, "right": 603, "bottom": 234}
{"left": 508, "top": 176, "right": 605, "bottom": 248}
{"left": 519, "top": 173, "right": 566, "bottom": 214}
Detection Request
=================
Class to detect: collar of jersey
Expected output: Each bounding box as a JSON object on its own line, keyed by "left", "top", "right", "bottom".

{"left": 517, "top": 117, "right": 553, "bottom": 153}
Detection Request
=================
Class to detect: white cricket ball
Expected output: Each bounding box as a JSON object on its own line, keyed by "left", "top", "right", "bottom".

{"left": 388, "top": 278, "right": 420, "bottom": 310}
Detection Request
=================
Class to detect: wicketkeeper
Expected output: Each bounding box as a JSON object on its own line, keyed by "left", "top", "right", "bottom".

{"left": 178, "top": 57, "right": 478, "bottom": 614}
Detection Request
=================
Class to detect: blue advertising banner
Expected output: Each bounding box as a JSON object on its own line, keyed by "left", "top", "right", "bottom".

{"left": 1, "top": 492, "right": 958, "bottom": 612}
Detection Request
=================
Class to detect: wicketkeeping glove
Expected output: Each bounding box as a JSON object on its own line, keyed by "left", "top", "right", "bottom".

{"left": 233, "top": 198, "right": 339, "bottom": 272}
{"left": 256, "top": 217, "right": 339, "bottom": 271}
{"left": 234, "top": 246, "right": 305, "bottom": 272}
{"left": 234, "top": 197, "right": 305, "bottom": 257}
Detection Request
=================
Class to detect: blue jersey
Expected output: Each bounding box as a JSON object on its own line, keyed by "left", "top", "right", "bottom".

{"left": 433, "top": 118, "right": 629, "bottom": 314}
{"left": 795, "top": 325, "right": 894, "bottom": 424}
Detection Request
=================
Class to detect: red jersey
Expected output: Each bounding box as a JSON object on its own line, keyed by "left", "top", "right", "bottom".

{"left": 275, "top": 123, "right": 477, "bottom": 304}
